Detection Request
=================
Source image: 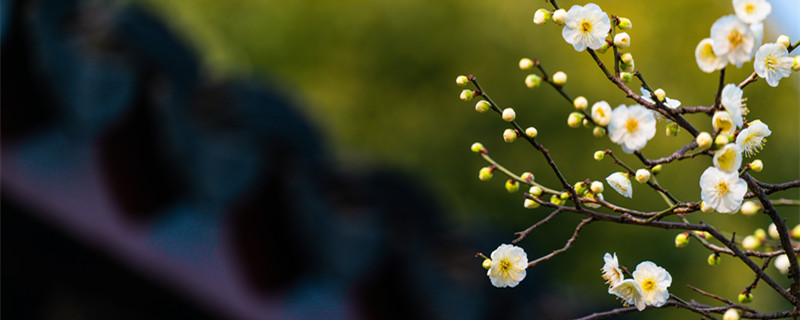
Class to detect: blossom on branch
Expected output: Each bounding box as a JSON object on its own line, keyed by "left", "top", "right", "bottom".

{"left": 721, "top": 84, "right": 747, "bottom": 128}
{"left": 608, "top": 104, "right": 656, "bottom": 153}
{"left": 609, "top": 279, "right": 646, "bottom": 311}
{"left": 601, "top": 252, "right": 624, "bottom": 287}
{"left": 735, "top": 120, "right": 771, "bottom": 157}
{"left": 711, "top": 15, "right": 755, "bottom": 67}
{"left": 606, "top": 172, "right": 633, "bottom": 198}
{"left": 487, "top": 244, "right": 528, "bottom": 288}
{"left": 632, "top": 261, "right": 672, "bottom": 308}
{"left": 713, "top": 143, "right": 743, "bottom": 172}
{"left": 754, "top": 43, "right": 794, "bottom": 87}
{"left": 695, "top": 38, "right": 727, "bottom": 73}
{"left": 561, "top": 3, "right": 610, "bottom": 52}
{"left": 700, "top": 167, "right": 747, "bottom": 213}
{"left": 733, "top": 0, "right": 772, "bottom": 24}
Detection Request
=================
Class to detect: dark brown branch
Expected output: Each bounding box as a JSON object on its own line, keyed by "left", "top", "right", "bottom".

{"left": 513, "top": 208, "right": 563, "bottom": 243}
{"left": 527, "top": 218, "right": 592, "bottom": 267}
{"left": 633, "top": 141, "right": 709, "bottom": 167}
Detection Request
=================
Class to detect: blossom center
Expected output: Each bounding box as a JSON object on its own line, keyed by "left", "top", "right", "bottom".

{"left": 718, "top": 149, "right": 736, "bottom": 171}
{"left": 716, "top": 181, "right": 729, "bottom": 195}
{"left": 625, "top": 118, "right": 639, "bottom": 133}
{"left": 580, "top": 20, "right": 592, "bottom": 33}
{"left": 500, "top": 259, "right": 511, "bottom": 272}
{"left": 745, "top": 4, "right": 755, "bottom": 14}
{"left": 765, "top": 56, "right": 777, "bottom": 68}
{"left": 642, "top": 279, "right": 655, "bottom": 291}
{"left": 728, "top": 30, "right": 743, "bottom": 47}
{"left": 701, "top": 43, "right": 716, "bottom": 60}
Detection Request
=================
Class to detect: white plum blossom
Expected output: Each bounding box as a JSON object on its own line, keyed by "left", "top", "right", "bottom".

{"left": 736, "top": 120, "right": 771, "bottom": 157}
{"left": 608, "top": 104, "right": 657, "bottom": 153}
{"left": 774, "top": 254, "right": 792, "bottom": 275}
{"left": 700, "top": 167, "right": 748, "bottom": 214}
{"left": 487, "top": 244, "right": 528, "bottom": 288}
{"left": 601, "top": 252, "right": 624, "bottom": 287}
{"left": 712, "top": 111, "right": 736, "bottom": 136}
{"left": 733, "top": 0, "right": 772, "bottom": 24}
{"left": 711, "top": 15, "right": 755, "bottom": 67}
{"left": 721, "top": 84, "right": 746, "bottom": 128}
{"left": 561, "top": 3, "right": 611, "bottom": 52}
{"left": 754, "top": 43, "right": 794, "bottom": 87}
{"left": 606, "top": 172, "right": 633, "bottom": 198}
{"left": 591, "top": 101, "right": 612, "bottom": 126}
{"left": 713, "top": 143, "right": 743, "bottom": 173}
{"left": 609, "top": 279, "right": 646, "bottom": 311}
{"left": 695, "top": 38, "right": 727, "bottom": 73}
{"left": 632, "top": 261, "right": 672, "bottom": 308}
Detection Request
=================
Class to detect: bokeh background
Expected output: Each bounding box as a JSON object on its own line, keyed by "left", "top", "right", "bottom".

{"left": 2, "top": 0, "right": 798, "bottom": 319}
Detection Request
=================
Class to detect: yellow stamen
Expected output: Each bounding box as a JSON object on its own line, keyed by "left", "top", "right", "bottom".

{"left": 728, "top": 30, "right": 743, "bottom": 47}
{"left": 581, "top": 20, "right": 592, "bottom": 33}
{"left": 625, "top": 118, "right": 639, "bottom": 133}
{"left": 745, "top": 4, "right": 755, "bottom": 14}
{"left": 716, "top": 181, "right": 729, "bottom": 195}
{"left": 642, "top": 279, "right": 655, "bottom": 291}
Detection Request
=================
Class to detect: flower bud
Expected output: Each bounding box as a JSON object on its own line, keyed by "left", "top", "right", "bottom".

{"left": 652, "top": 89, "right": 665, "bottom": 102}
{"left": 592, "top": 127, "right": 606, "bottom": 138}
{"left": 482, "top": 258, "right": 492, "bottom": 269}
{"left": 502, "top": 108, "right": 516, "bottom": 122}
{"left": 505, "top": 179, "right": 520, "bottom": 193}
{"left": 707, "top": 253, "right": 720, "bottom": 266}
{"left": 552, "top": 71, "right": 567, "bottom": 86}
{"left": 665, "top": 122, "right": 679, "bottom": 137}
{"left": 777, "top": 35, "right": 791, "bottom": 48}
{"left": 754, "top": 228, "right": 767, "bottom": 242}
{"left": 694, "top": 231, "right": 711, "bottom": 239}
{"left": 794, "top": 56, "right": 800, "bottom": 71}
{"left": 635, "top": 169, "right": 651, "bottom": 183}
{"left": 675, "top": 233, "right": 689, "bottom": 248}
{"left": 533, "top": 8, "right": 552, "bottom": 25}
{"left": 792, "top": 225, "right": 800, "bottom": 239}
{"left": 479, "top": 167, "right": 493, "bottom": 181}
{"left": 740, "top": 200, "right": 759, "bottom": 215}
{"left": 738, "top": 292, "right": 753, "bottom": 304}
{"left": 475, "top": 100, "right": 491, "bottom": 113}
{"left": 470, "top": 142, "right": 485, "bottom": 153}
{"left": 525, "top": 74, "right": 542, "bottom": 89}
{"left": 723, "top": 308, "right": 740, "bottom": 320}
{"left": 567, "top": 112, "right": 584, "bottom": 128}
{"left": 525, "top": 127, "right": 538, "bottom": 138}
{"left": 620, "top": 53, "right": 633, "bottom": 64}
{"left": 574, "top": 182, "right": 587, "bottom": 195}
{"left": 596, "top": 42, "right": 610, "bottom": 54}
{"left": 741, "top": 235, "right": 760, "bottom": 250}
{"left": 460, "top": 89, "right": 474, "bottom": 101}
{"left": 593, "top": 150, "right": 605, "bottom": 161}
{"left": 651, "top": 164, "right": 662, "bottom": 174}
{"left": 590, "top": 181, "right": 603, "bottom": 194}
{"left": 573, "top": 96, "right": 588, "bottom": 111}
{"left": 550, "top": 194, "right": 564, "bottom": 205}
{"left": 714, "top": 135, "right": 730, "bottom": 148}
{"left": 696, "top": 132, "right": 712, "bottom": 149}
{"left": 456, "top": 75, "right": 469, "bottom": 86}
{"left": 529, "top": 186, "right": 543, "bottom": 197}
{"left": 749, "top": 159, "right": 763, "bottom": 172}
{"left": 617, "top": 17, "right": 632, "bottom": 30}
{"left": 620, "top": 72, "right": 634, "bottom": 83}
{"left": 621, "top": 60, "right": 635, "bottom": 73}
{"left": 503, "top": 128, "right": 517, "bottom": 143}
{"left": 768, "top": 223, "right": 780, "bottom": 239}
{"left": 614, "top": 32, "right": 630, "bottom": 48}
{"left": 775, "top": 254, "right": 791, "bottom": 275}
{"left": 519, "top": 58, "right": 534, "bottom": 70}
{"left": 700, "top": 201, "right": 714, "bottom": 213}
{"left": 523, "top": 198, "right": 540, "bottom": 209}
{"left": 552, "top": 9, "right": 567, "bottom": 25}
{"left": 560, "top": 192, "right": 570, "bottom": 200}
{"left": 520, "top": 172, "right": 535, "bottom": 182}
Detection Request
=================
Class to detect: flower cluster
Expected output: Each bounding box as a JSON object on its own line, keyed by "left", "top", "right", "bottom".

{"left": 602, "top": 253, "right": 672, "bottom": 311}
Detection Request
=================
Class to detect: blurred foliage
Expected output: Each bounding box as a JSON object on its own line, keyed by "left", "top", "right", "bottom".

{"left": 137, "top": 0, "right": 798, "bottom": 317}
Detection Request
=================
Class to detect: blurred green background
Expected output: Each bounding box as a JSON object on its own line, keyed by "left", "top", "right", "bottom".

{"left": 137, "top": 0, "right": 799, "bottom": 317}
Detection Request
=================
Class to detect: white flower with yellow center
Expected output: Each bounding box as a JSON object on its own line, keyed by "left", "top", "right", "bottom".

{"left": 609, "top": 279, "right": 646, "bottom": 311}
{"left": 711, "top": 15, "right": 755, "bottom": 67}
{"left": 606, "top": 172, "right": 633, "bottom": 198}
{"left": 608, "top": 104, "right": 656, "bottom": 153}
{"left": 561, "top": 3, "right": 611, "bottom": 52}
{"left": 735, "top": 120, "right": 771, "bottom": 157}
{"left": 695, "top": 38, "right": 727, "bottom": 73}
{"left": 591, "top": 101, "right": 612, "bottom": 126}
{"left": 721, "top": 84, "right": 746, "bottom": 128}
{"left": 632, "top": 261, "right": 672, "bottom": 308}
{"left": 713, "top": 143, "right": 743, "bottom": 173}
{"left": 487, "top": 244, "right": 528, "bottom": 288}
{"left": 601, "top": 252, "right": 624, "bottom": 287}
{"left": 700, "top": 167, "right": 748, "bottom": 214}
{"left": 754, "top": 43, "right": 794, "bottom": 87}
{"left": 733, "top": 0, "right": 771, "bottom": 24}
{"left": 712, "top": 111, "right": 736, "bottom": 136}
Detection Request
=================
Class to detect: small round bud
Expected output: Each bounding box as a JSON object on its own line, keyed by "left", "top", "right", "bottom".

{"left": 456, "top": 75, "right": 469, "bottom": 86}
{"left": 460, "top": 89, "right": 474, "bottom": 101}
{"left": 620, "top": 72, "right": 634, "bottom": 83}
{"left": 723, "top": 308, "right": 740, "bottom": 320}
{"left": 749, "top": 159, "right": 763, "bottom": 172}
{"left": 768, "top": 223, "right": 780, "bottom": 239}
{"left": 560, "top": 192, "right": 570, "bottom": 200}
{"left": 792, "top": 225, "right": 800, "bottom": 239}
{"left": 525, "top": 74, "right": 542, "bottom": 89}
{"left": 740, "top": 200, "right": 759, "bottom": 215}
{"left": 620, "top": 53, "right": 633, "bottom": 64}
{"left": 574, "top": 182, "right": 587, "bottom": 195}
{"left": 550, "top": 194, "right": 563, "bottom": 205}
{"left": 529, "top": 186, "right": 542, "bottom": 197}
{"left": 738, "top": 292, "right": 753, "bottom": 304}
{"left": 523, "top": 198, "right": 540, "bottom": 209}
{"left": 675, "top": 233, "right": 689, "bottom": 248}
{"left": 505, "top": 179, "right": 520, "bottom": 193}
{"left": 714, "top": 135, "right": 730, "bottom": 148}
{"left": 617, "top": 17, "right": 632, "bottom": 30}
{"left": 525, "top": 127, "right": 538, "bottom": 138}
{"left": 502, "top": 108, "right": 516, "bottom": 122}
{"left": 593, "top": 150, "right": 605, "bottom": 161}
{"left": 700, "top": 201, "right": 714, "bottom": 213}
{"left": 754, "top": 228, "right": 767, "bottom": 242}
{"left": 567, "top": 112, "right": 584, "bottom": 128}
{"left": 519, "top": 58, "right": 534, "bottom": 70}
{"left": 482, "top": 258, "right": 492, "bottom": 269}
{"left": 475, "top": 100, "right": 491, "bottom": 113}
{"left": 794, "top": 56, "right": 800, "bottom": 71}
{"left": 696, "top": 132, "right": 712, "bottom": 149}
{"left": 592, "top": 127, "right": 606, "bottom": 138}
{"left": 651, "top": 164, "right": 662, "bottom": 174}
{"left": 552, "top": 71, "right": 567, "bottom": 86}
{"left": 573, "top": 96, "right": 588, "bottom": 111}
{"left": 665, "top": 122, "right": 679, "bottom": 137}
{"left": 533, "top": 9, "right": 552, "bottom": 25}
{"left": 741, "top": 235, "right": 760, "bottom": 250}
{"left": 520, "top": 172, "right": 534, "bottom": 182}
{"left": 613, "top": 32, "right": 630, "bottom": 48}
{"left": 653, "top": 88, "right": 666, "bottom": 102}
{"left": 503, "top": 128, "right": 517, "bottom": 143}
{"left": 479, "top": 167, "right": 493, "bottom": 181}
{"left": 777, "top": 35, "right": 791, "bottom": 48}
{"left": 635, "top": 169, "right": 651, "bottom": 183}
{"left": 694, "top": 231, "right": 712, "bottom": 239}
{"left": 470, "top": 142, "right": 485, "bottom": 153}
{"left": 552, "top": 9, "right": 567, "bottom": 25}
{"left": 707, "top": 253, "right": 720, "bottom": 266}
{"left": 590, "top": 181, "right": 604, "bottom": 194}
